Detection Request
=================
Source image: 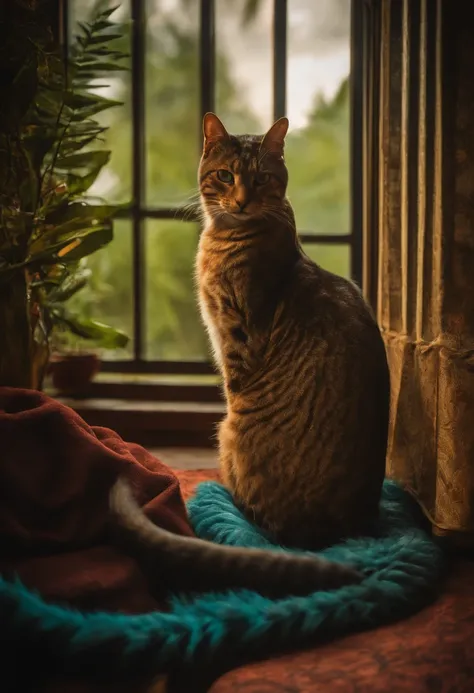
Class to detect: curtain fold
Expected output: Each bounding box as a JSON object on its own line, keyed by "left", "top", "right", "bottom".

{"left": 363, "top": 0, "right": 474, "bottom": 545}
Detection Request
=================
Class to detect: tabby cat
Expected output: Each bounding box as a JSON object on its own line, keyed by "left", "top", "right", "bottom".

{"left": 196, "top": 113, "right": 390, "bottom": 550}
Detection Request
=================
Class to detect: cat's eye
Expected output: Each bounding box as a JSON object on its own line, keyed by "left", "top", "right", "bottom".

{"left": 217, "top": 169, "right": 234, "bottom": 184}
{"left": 255, "top": 172, "right": 270, "bottom": 185}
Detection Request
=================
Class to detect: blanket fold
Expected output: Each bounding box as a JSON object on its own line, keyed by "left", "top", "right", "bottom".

{"left": 0, "top": 387, "right": 193, "bottom": 612}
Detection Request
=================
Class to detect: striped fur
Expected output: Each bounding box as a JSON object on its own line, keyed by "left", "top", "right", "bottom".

{"left": 196, "top": 114, "right": 390, "bottom": 551}
{"left": 110, "top": 477, "right": 362, "bottom": 597}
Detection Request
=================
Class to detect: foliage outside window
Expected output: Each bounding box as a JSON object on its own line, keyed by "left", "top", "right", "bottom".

{"left": 68, "top": 0, "right": 352, "bottom": 369}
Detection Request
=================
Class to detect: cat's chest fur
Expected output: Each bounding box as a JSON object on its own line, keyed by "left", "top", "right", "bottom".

{"left": 196, "top": 224, "right": 288, "bottom": 377}
{"left": 196, "top": 236, "right": 227, "bottom": 370}
{"left": 198, "top": 282, "right": 224, "bottom": 369}
{"left": 196, "top": 226, "right": 259, "bottom": 373}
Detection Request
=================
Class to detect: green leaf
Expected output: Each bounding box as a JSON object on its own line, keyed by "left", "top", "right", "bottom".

{"left": 71, "top": 80, "right": 115, "bottom": 89}
{"left": 58, "top": 132, "right": 104, "bottom": 156}
{"left": 50, "top": 308, "right": 129, "bottom": 348}
{"left": 78, "top": 48, "right": 130, "bottom": 60}
{"left": 88, "top": 33, "right": 124, "bottom": 45}
{"left": 22, "top": 125, "right": 57, "bottom": 171}
{"left": 77, "top": 22, "right": 92, "bottom": 39}
{"left": 47, "top": 268, "right": 91, "bottom": 302}
{"left": 62, "top": 120, "right": 107, "bottom": 139}
{"left": 29, "top": 203, "right": 117, "bottom": 256}
{"left": 76, "top": 61, "right": 128, "bottom": 72}
{"left": 89, "top": 20, "right": 115, "bottom": 33}
{"left": 27, "top": 224, "right": 113, "bottom": 267}
{"left": 70, "top": 99, "right": 123, "bottom": 121}
{"left": 65, "top": 167, "right": 105, "bottom": 195}
{"left": 27, "top": 106, "right": 69, "bottom": 128}
{"left": 65, "top": 90, "right": 120, "bottom": 111}
{"left": 98, "top": 6, "right": 121, "bottom": 20}
{"left": 45, "top": 201, "right": 118, "bottom": 227}
{"left": 54, "top": 223, "right": 113, "bottom": 263}
{"left": 55, "top": 149, "right": 110, "bottom": 172}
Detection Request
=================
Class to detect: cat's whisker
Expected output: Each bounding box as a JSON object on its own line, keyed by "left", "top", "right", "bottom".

{"left": 181, "top": 194, "right": 210, "bottom": 221}
{"left": 180, "top": 186, "right": 201, "bottom": 200}
{"left": 181, "top": 206, "right": 200, "bottom": 222}
{"left": 262, "top": 209, "right": 293, "bottom": 227}
{"left": 179, "top": 190, "right": 204, "bottom": 217}
{"left": 264, "top": 205, "right": 296, "bottom": 226}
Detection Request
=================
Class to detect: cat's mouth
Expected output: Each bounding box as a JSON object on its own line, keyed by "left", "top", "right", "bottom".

{"left": 229, "top": 211, "right": 251, "bottom": 218}
{"left": 219, "top": 209, "right": 254, "bottom": 223}
{"left": 206, "top": 204, "right": 259, "bottom": 225}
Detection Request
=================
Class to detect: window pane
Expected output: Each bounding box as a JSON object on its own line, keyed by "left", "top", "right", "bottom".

{"left": 215, "top": 0, "right": 273, "bottom": 133}
{"left": 286, "top": 0, "right": 351, "bottom": 234}
{"left": 145, "top": 0, "right": 200, "bottom": 207}
{"left": 69, "top": 1, "right": 132, "bottom": 204}
{"left": 302, "top": 243, "right": 351, "bottom": 278}
{"left": 65, "top": 220, "right": 134, "bottom": 360}
{"left": 145, "top": 220, "right": 209, "bottom": 361}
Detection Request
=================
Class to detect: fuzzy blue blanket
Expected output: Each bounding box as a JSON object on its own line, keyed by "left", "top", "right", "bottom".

{"left": 0, "top": 480, "right": 445, "bottom": 682}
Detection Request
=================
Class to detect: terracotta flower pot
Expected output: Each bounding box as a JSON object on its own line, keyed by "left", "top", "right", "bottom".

{"left": 49, "top": 352, "right": 100, "bottom": 395}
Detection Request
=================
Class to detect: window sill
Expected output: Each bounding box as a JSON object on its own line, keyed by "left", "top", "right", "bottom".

{"left": 44, "top": 371, "right": 223, "bottom": 401}
{"left": 53, "top": 395, "right": 225, "bottom": 448}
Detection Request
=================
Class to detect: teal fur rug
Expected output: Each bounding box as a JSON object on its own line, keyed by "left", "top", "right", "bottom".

{"left": 0, "top": 480, "right": 445, "bottom": 682}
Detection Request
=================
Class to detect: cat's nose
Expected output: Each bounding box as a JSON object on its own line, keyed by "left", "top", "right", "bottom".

{"left": 235, "top": 199, "right": 248, "bottom": 212}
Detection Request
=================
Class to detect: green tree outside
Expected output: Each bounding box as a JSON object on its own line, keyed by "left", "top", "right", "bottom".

{"left": 68, "top": 1, "right": 350, "bottom": 362}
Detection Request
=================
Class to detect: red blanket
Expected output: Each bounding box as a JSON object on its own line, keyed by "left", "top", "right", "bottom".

{"left": 0, "top": 387, "right": 194, "bottom": 614}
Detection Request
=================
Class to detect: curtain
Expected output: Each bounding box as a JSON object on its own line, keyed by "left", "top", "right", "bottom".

{"left": 362, "top": 0, "right": 474, "bottom": 546}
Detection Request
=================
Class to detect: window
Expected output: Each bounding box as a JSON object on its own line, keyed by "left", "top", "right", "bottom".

{"left": 66, "top": 0, "right": 358, "bottom": 377}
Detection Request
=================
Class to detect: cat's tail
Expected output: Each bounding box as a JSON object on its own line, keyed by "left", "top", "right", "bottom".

{"left": 109, "top": 477, "right": 362, "bottom": 597}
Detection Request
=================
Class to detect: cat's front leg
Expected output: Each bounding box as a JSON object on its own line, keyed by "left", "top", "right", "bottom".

{"left": 219, "top": 449, "right": 249, "bottom": 518}
{"left": 218, "top": 417, "right": 238, "bottom": 492}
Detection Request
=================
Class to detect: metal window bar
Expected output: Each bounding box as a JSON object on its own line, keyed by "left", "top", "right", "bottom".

{"left": 67, "top": 0, "right": 361, "bottom": 376}
{"left": 350, "top": 0, "right": 364, "bottom": 288}
{"left": 59, "top": 0, "right": 69, "bottom": 53}
{"left": 273, "top": 0, "right": 287, "bottom": 120}
{"left": 131, "top": 0, "right": 146, "bottom": 362}
{"left": 200, "top": 0, "right": 216, "bottom": 117}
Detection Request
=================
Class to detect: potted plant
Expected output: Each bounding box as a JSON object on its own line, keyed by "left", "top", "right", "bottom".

{"left": 0, "top": 2, "right": 128, "bottom": 390}
{"left": 43, "top": 262, "right": 128, "bottom": 394}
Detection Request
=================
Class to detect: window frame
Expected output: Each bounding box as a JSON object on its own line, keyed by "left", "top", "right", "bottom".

{"left": 65, "top": 0, "right": 362, "bottom": 379}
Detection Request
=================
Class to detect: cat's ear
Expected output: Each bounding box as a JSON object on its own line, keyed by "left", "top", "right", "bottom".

{"left": 203, "top": 113, "right": 230, "bottom": 146}
{"left": 260, "top": 117, "right": 289, "bottom": 155}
